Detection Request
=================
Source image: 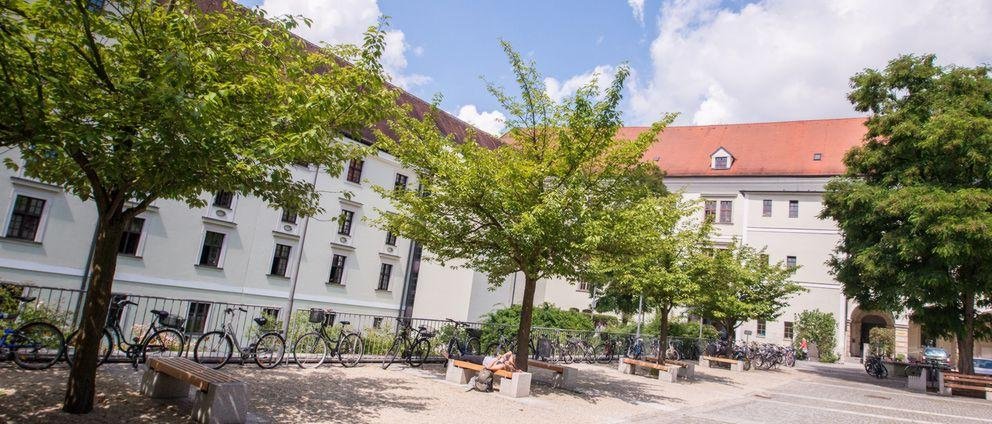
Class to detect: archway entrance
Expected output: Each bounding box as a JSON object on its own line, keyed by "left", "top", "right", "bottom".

{"left": 848, "top": 307, "right": 894, "bottom": 357}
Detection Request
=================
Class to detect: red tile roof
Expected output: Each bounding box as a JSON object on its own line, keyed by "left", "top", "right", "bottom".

{"left": 624, "top": 117, "right": 867, "bottom": 177}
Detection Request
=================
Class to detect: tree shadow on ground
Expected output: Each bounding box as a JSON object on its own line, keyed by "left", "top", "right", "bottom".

{"left": 237, "top": 366, "right": 430, "bottom": 423}
{"left": 525, "top": 364, "right": 685, "bottom": 406}
{"left": 792, "top": 362, "right": 909, "bottom": 390}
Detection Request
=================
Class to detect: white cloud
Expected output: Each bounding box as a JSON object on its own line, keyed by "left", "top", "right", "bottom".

{"left": 545, "top": 65, "right": 618, "bottom": 102}
{"left": 260, "top": 0, "right": 429, "bottom": 89}
{"left": 628, "top": 0, "right": 646, "bottom": 25}
{"left": 456, "top": 105, "right": 506, "bottom": 136}
{"left": 629, "top": 0, "right": 992, "bottom": 125}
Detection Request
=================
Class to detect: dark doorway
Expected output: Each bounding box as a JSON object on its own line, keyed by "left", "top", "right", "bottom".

{"left": 860, "top": 315, "right": 888, "bottom": 350}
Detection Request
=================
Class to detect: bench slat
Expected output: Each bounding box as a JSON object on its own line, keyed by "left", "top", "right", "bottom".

{"left": 701, "top": 355, "right": 738, "bottom": 364}
{"left": 148, "top": 357, "right": 240, "bottom": 391}
{"left": 623, "top": 357, "right": 675, "bottom": 371}
{"left": 528, "top": 360, "right": 564, "bottom": 374}
{"left": 451, "top": 360, "right": 514, "bottom": 379}
{"left": 945, "top": 383, "right": 992, "bottom": 392}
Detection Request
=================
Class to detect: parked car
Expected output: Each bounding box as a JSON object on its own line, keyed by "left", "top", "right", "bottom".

{"left": 975, "top": 358, "right": 992, "bottom": 376}
{"left": 921, "top": 346, "right": 950, "bottom": 366}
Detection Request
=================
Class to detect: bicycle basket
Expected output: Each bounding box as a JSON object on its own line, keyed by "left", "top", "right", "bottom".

{"left": 158, "top": 314, "right": 185, "bottom": 329}
{"left": 308, "top": 308, "right": 326, "bottom": 324}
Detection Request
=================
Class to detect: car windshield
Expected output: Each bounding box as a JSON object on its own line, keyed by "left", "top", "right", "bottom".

{"left": 923, "top": 348, "right": 947, "bottom": 357}
{"left": 975, "top": 359, "right": 992, "bottom": 368}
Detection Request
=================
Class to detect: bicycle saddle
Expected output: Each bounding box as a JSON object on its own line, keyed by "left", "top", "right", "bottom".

{"left": 338, "top": 320, "right": 350, "bottom": 326}
{"left": 254, "top": 317, "right": 268, "bottom": 326}
{"left": 17, "top": 296, "right": 35, "bottom": 303}
{"left": 418, "top": 325, "right": 427, "bottom": 331}
{"left": 149, "top": 309, "right": 169, "bottom": 317}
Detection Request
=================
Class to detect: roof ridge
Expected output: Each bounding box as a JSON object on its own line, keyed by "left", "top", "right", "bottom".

{"left": 622, "top": 116, "right": 867, "bottom": 130}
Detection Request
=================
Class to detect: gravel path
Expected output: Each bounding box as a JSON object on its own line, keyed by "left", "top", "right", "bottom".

{"left": 0, "top": 360, "right": 817, "bottom": 423}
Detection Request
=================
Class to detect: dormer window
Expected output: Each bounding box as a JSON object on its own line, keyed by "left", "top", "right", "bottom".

{"left": 813, "top": 153, "right": 822, "bottom": 161}
{"left": 710, "top": 147, "right": 734, "bottom": 170}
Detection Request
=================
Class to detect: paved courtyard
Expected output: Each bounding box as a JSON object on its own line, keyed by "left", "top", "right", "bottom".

{"left": 1, "top": 360, "right": 989, "bottom": 423}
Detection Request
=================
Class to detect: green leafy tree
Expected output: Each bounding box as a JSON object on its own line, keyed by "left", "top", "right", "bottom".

{"left": 591, "top": 194, "right": 711, "bottom": 363}
{"left": 372, "top": 41, "right": 673, "bottom": 371}
{"left": 793, "top": 309, "right": 838, "bottom": 362}
{"left": 693, "top": 240, "right": 804, "bottom": 340}
{"left": 0, "top": 0, "right": 395, "bottom": 412}
{"left": 822, "top": 54, "right": 992, "bottom": 374}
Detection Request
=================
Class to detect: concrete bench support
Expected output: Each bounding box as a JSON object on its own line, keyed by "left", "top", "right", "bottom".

{"left": 499, "top": 372, "right": 532, "bottom": 398}
{"left": 619, "top": 358, "right": 680, "bottom": 383}
{"left": 446, "top": 360, "right": 474, "bottom": 384}
{"left": 907, "top": 368, "right": 927, "bottom": 392}
{"left": 446, "top": 360, "right": 532, "bottom": 398}
{"left": 141, "top": 357, "right": 248, "bottom": 424}
{"left": 700, "top": 355, "right": 744, "bottom": 372}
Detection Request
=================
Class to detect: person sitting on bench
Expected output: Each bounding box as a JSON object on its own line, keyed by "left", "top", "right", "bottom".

{"left": 445, "top": 350, "right": 518, "bottom": 372}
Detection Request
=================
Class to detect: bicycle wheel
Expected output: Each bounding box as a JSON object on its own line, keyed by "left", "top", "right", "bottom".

{"left": 408, "top": 339, "right": 430, "bottom": 367}
{"left": 467, "top": 337, "right": 481, "bottom": 355}
{"left": 193, "top": 331, "right": 233, "bottom": 369}
{"left": 594, "top": 344, "right": 610, "bottom": 364}
{"left": 665, "top": 346, "right": 681, "bottom": 361}
{"left": 254, "top": 332, "right": 285, "bottom": 369}
{"left": 142, "top": 328, "right": 185, "bottom": 363}
{"left": 446, "top": 339, "right": 461, "bottom": 358}
{"left": 875, "top": 362, "right": 888, "bottom": 379}
{"left": 65, "top": 328, "right": 113, "bottom": 368}
{"left": 382, "top": 337, "right": 403, "bottom": 369}
{"left": 292, "top": 332, "right": 327, "bottom": 369}
{"left": 337, "top": 333, "right": 364, "bottom": 367}
{"left": 11, "top": 322, "right": 64, "bottom": 370}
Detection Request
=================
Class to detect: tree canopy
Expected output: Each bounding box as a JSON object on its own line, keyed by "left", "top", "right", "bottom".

{"left": 0, "top": 0, "right": 395, "bottom": 412}
{"left": 822, "top": 54, "right": 992, "bottom": 373}
{"left": 693, "top": 240, "right": 803, "bottom": 340}
{"left": 373, "top": 41, "right": 674, "bottom": 371}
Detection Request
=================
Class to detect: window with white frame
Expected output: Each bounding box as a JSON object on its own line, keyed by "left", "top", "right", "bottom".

{"left": 789, "top": 200, "right": 799, "bottom": 218}
{"left": 385, "top": 231, "right": 397, "bottom": 246}
{"left": 713, "top": 156, "right": 729, "bottom": 169}
{"left": 198, "top": 231, "right": 225, "bottom": 267}
{"left": 718, "top": 200, "right": 733, "bottom": 224}
{"left": 281, "top": 209, "right": 298, "bottom": 224}
{"left": 377, "top": 263, "right": 393, "bottom": 291}
{"left": 757, "top": 319, "right": 767, "bottom": 337}
{"left": 394, "top": 173, "right": 409, "bottom": 191}
{"left": 5, "top": 194, "right": 46, "bottom": 241}
{"left": 784, "top": 321, "right": 794, "bottom": 339}
{"left": 213, "top": 191, "right": 234, "bottom": 209}
{"left": 346, "top": 159, "right": 364, "bottom": 184}
{"left": 704, "top": 200, "right": 716, "bottom": 221}
{"left": 577, "top": 281, "right": 591, "bottom": 292}
{"left": 762, "top": 199, "right": 772, "bottom": 217}
{"left": 185, "top": 302, "right": 210, "bottom": 333}
{"left": 118, "top": 217, "right": 145, "bottom": 256}
{"left": 270, "top": 244, "right": 292, "bottom": 277}
{"left": 786, "top": 255, "right": 797, "bottom": 269}
{"left": 338, "top": 210, "right": 355, "bottom": 235}
{"left": 329, "top": 254, "right": 346, "bottom": 285}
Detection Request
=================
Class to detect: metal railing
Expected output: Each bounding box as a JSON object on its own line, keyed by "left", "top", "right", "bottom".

{"left": 0, "top": 280, "right": 714, "bottom": 365}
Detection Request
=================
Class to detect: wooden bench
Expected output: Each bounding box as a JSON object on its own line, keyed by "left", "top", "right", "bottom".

{"left": 700, "top": 355, "right": 745, "bottom": 372}
{"left": 657, "top": 358, "right": 695, "bottom": 380}
{"left": 528, "top": 359, "right": 578, "bottom": 389}
{"left": 939, "top": 371, "right": 992, "bottom": 400}
{"left": 445, "top": 359, "right": 532, "bottom": 397}
{"left": 140, "top": 357, "right": 249, "bottom": 424}
{"left": 618, "top": 357, "right": 681, "bottom": 383}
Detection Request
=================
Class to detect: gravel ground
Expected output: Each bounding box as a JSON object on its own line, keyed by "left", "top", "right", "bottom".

{"left": 0, "top": 360, "right": 878, "bottom": 423}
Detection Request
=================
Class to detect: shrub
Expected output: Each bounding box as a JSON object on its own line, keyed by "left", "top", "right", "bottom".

{"left": 869, "top": 327, "right": 895, "bottom": 358}
{"left": 793, "top": 309, "right": 837, "bottom": 360}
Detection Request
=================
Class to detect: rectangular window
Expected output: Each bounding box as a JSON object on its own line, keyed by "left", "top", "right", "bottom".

{"left": 789, "top": 200, "right": 799, "bottom": 218}
{"left": 373, "top": 317, "right": 384, "bottom": 329}
{"left": 784, "top": 321, "right": 794, "bottom": 339}
{"left": 87, "top": 0, "right": 105, "bottom": 12}
{"left": 757, "top": 320, "right": 767, "bottom": 337}
{"left": 213, "top": 191, "right": 234, "bottom": 209}
{"left": 337, "top": 210, "right": 355, "bottom": 235}
{"left": 786, "top": 256, "right": 797, "bottom": 268}
{"left": 577, "top": 281, "right": 590, "bottom": 292}
{"left": 762, "top": 199, "right": 772, "bottom": 217}
{"left": 262, "top": 307, "right": 280, "bottom": 320}
{"left": 6, "top": 195, "right": 46, "bottom": 241}
{"left": 270, "top": 244, "right": 292, "bottom": 277}
{"left": 185, "top": 302, "right": 210, "bottom": 333}
{"left": 198, "top": 231, "right": 225, "bottom": 267}
{"left": 378, "top": 263, "right": 393, "bottom": 291}
{"left": 346, "top": 159, "right": 364, "bottom": 184}
{"left": 704, "top": 200, "right": 716, "bottom": 221}
{"left": 118, "top": 217, "right": 145, "bottom": 255}
{"left": 719, "top": 200, "right": 733, "bottom": 224}
{"left": 329, "top": 254, "right": 346, "bottom": 284}
{"left": 281, "top": 209, "right": 298, "bottom": 224}
{"left": 385, "top": 231, "right": 397, "bottom": 246}
{"left": 394, "top": 173, "right": 408, "bottom": 191}
{"left": 714, "top": 156, "right": 728, "bottom": 169}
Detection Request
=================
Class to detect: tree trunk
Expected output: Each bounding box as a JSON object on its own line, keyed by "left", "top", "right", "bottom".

{"left": 957, "top": 291, "right": 976, "bottom": 375}
{"left": 724, "top": 319, "right": 737, "bottom": 342}
{"left": 514, "top": 274, "right": 538, "bottom": 372}
{"left": 63, "top": 211, "right": 126, "bottom": 414}
{"left": 657, "top": 304, "right": 671, "bottom": 365}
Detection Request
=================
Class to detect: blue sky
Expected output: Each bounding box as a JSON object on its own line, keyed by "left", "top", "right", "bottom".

{"left": 239, "top": 1, "right": 992, "bottom": 134}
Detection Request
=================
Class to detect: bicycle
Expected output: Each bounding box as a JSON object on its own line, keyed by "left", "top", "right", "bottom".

{"left": 624, "top": 335, "right": 644, "bottom": 360}
{"left": 66, "top": 298, "right": 186, "bottom": 369}
{"left": 484, "top": 329, "right": 517, "bottom": 356}
{"left": 0, "top": 295, "right": 65, "bottom": 370}
{"left": 865, "top": 355, "right": 888, "bottom": 378}
{"left": 381, "top": 320, "right": 433, "bottom": 369}
{"left": 563, "top": 336, "right": 595, "bottom": 364}
{"left": 193, "top": 307, "right": 285, "bottom": 369}
{"left": 444, "top": 318, "right": 481, "bottom": 357}
{"left": 292, "top": 308, "right": 364, "bottom": 368}
{"left": 593, "top": 333, "right": 619, "bottom": 364}
{"left": 664, "top": 339, "right": 681, "bottom": 361}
